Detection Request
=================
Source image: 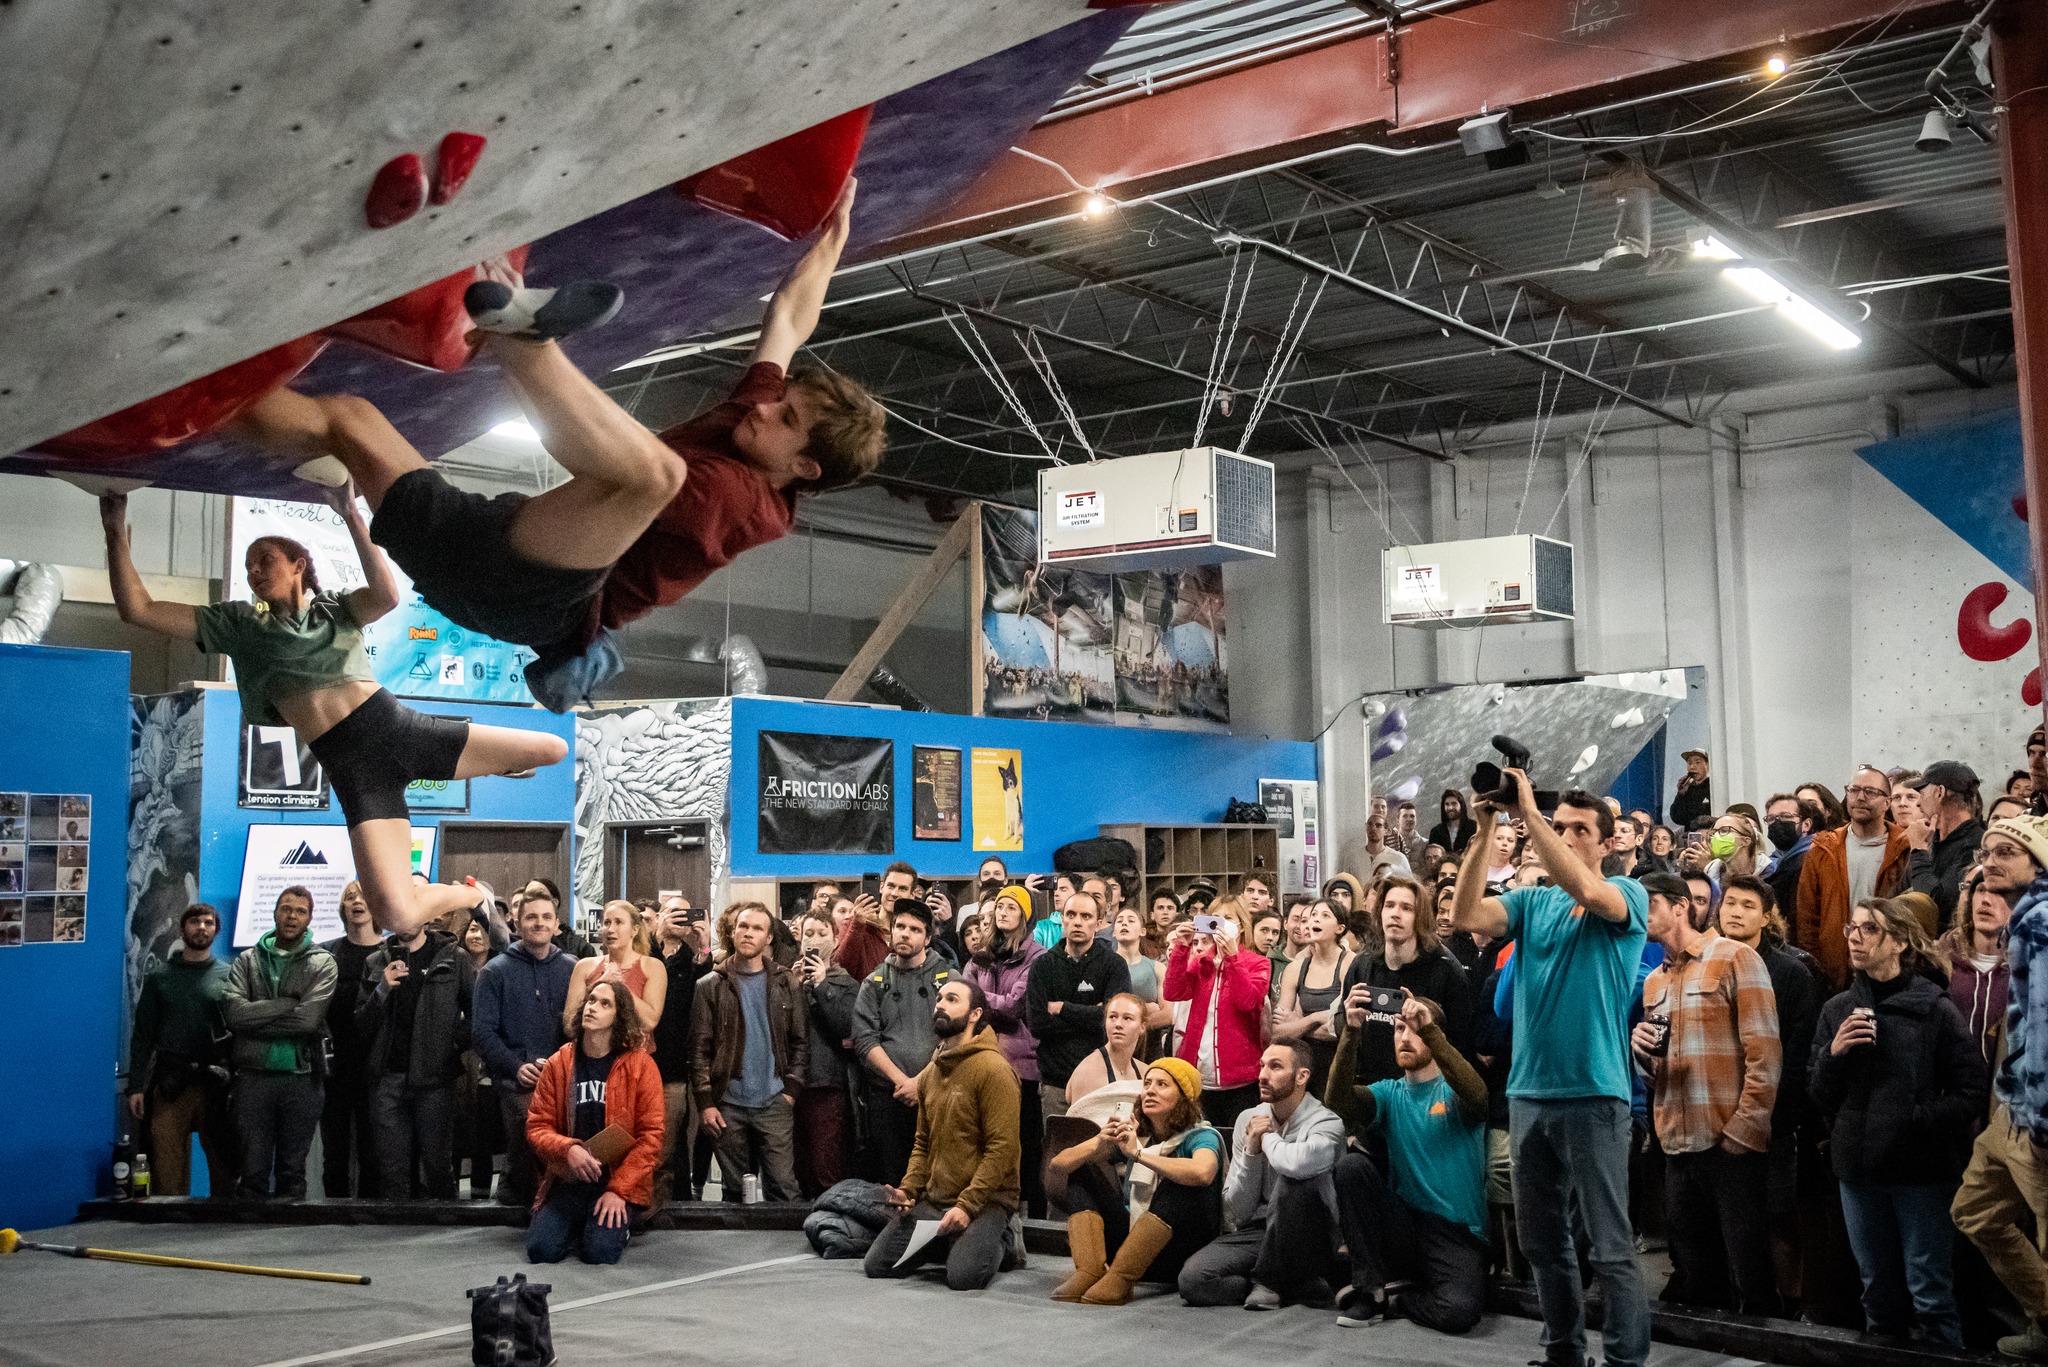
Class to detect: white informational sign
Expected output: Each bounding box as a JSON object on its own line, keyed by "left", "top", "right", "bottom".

{"left": 1056, "top": 489, "right": 1104, "bottom": 528}
{"left": 232, "top": 823, "right": 439, "bottom": 945}
{"left": 1261, "top": 777, "right": 1321, "bottom": 896}
{"left": 1392, "top": 562, "right": 1441, "bottom": 602}
{"left": 227, "top": 496, "right": 536, "bottom": 704}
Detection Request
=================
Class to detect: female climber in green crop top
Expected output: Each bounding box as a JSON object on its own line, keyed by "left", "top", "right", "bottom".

{"left": 101, "top": 485, "right": 567, "bottom": 937}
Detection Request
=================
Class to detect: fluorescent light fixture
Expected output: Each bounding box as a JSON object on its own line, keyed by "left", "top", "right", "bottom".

{"left": 1690, "top": 235, "right": 1740, "bottom": 261}
{"left": 489, "top": 420, "right": 541, "bottom": 442}
{"left": 1723, "top": 267, "right": 1861, "bottom": 350}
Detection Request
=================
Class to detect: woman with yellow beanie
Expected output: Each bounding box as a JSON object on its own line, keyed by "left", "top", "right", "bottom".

{"left": 1047, "top": 1056, "right": 1223, "bottom": 1304}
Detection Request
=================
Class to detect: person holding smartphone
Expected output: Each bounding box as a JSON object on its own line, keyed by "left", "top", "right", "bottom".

{"left": 794, "top": 910, "right": 859, "bottom": 1197}
{"left": 648, "top": 895, "right": 706, "bottom": 1206}
{"left": 1162, "top": 897, "right": 1272, "bottom": 1140}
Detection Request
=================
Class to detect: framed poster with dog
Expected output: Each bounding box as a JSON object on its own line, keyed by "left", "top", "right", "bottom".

{"left": 970, "top": 747, "right": 1024, "bottom": 852}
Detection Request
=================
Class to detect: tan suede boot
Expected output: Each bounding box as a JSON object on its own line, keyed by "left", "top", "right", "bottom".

{"left": 1052, "top": 1211, "right": 1108, "bottom": 1302}
{"left": 1082, "top": 1213, "right": 1175, "bottom": 1305}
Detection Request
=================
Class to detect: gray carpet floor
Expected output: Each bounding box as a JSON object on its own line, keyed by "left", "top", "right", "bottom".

{"left": 0, "top": 1221, "right": 1759, "bottom": 1367}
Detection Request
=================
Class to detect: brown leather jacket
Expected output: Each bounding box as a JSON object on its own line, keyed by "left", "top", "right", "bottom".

{"left": 1795, "top": 824, "right": 1910, "bottom": 989}
{"left": 688, "top": 958, "right": 807, "bottom": 1109}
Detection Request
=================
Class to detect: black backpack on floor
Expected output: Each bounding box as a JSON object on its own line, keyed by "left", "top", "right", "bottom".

{"left": 468, "top": 1273, "right": 554, "bottom": 1367}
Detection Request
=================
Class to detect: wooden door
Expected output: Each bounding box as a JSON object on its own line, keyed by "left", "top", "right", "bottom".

{"left": 605, "top": 822, "right": 712, "bottom": 909}
{"left": 436, "top": 822, "right": 571, "bottom": 900}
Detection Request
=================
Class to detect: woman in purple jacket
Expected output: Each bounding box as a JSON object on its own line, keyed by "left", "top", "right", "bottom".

{"left": 963, "top": 884, "right": 1048, "bottom": 1215}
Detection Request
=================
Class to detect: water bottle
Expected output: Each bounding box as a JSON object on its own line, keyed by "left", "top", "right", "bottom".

{"left": 132, "top": 1151, "right": 152, "bottom": 1199}
{"left": 112, "top": 1138, "right": 133, "bottom": 1201}
{"left": 741, "top": 1173, "right": 761, "bottom": 1204}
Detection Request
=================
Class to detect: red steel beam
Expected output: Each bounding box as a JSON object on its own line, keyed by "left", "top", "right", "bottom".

{"left": 1996, "top": 2, "right": 2048, "bottom": 727}
{"left": 885, "top": 0, "right": 1969, "bottom": 252}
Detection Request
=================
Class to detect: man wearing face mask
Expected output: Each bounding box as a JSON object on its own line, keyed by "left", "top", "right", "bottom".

{"left": 864, "top": 979, "right": 1022, "bottom": 1290}
{"left": 1760, "top": 794, "right": 1820, "bottom": 937}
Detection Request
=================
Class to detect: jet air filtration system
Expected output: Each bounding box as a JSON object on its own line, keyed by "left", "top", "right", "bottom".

{"left": 1037, "top": 447, "right": 1276, "bottom": 574}
{"left": 1382, "top": 535, "right": 1575, "bottom": 627}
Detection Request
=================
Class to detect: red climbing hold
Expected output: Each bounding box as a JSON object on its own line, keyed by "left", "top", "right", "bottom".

{"left": 430, "top": 132, "right": 487, "bottom": 205}
{"left": 1958, "top": 581, "right": 2034, "bottom": 662}
{"left": 2017, "top": 494, "right": 2031, "bottom": 523}
{"left": 676, "top": 106, "right": 871, "bottom": 241}
{"left": 38, "top": 336, "right": 329, "bottom": 461}
{"left": 2027, "top": 667, "right": 2043, "bottom": 709}
{"left": 323, "top": 248, "right": 530, "bottom": 372}
{"left": 366, "top": 153, "right": 428, "bottom": 228}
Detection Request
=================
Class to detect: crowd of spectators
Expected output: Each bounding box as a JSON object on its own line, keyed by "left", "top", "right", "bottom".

{"left": 119, "top": 735, "right": 2048, "bottom": 1358}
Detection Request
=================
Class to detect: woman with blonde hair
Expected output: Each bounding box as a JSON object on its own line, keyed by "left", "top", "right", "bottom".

{"left": 563, "top": 898, "right": 667, "bottom": 1038}
{"left": 1272, "top": 899, "right": 1354, "bottom": 1093}
{"left": 1162, "top": 894, "right": 1271, "bottom": 1138}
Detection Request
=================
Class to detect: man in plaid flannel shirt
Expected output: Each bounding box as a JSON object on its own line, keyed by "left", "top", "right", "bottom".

{"left": 1633, "top": 869, "right": 1782, "bottom": 1316}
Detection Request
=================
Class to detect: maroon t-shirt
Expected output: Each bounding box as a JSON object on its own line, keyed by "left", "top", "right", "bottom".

{"left": 597, "top": 363, "right": 797, "bottom": 634}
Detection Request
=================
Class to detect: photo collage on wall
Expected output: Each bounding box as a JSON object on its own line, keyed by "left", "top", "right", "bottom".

{"left": 980, "top": 506, "right": 1229, "bottom": 729}
{"left": 0, "top": 792, "right": 90, "bottom": 946}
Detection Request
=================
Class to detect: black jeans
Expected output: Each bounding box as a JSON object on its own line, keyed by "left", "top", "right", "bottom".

{"left": 498, "top": 1087, "right": 538, "bottom": 1207}
{"left": 371, "top": 1075, "right": 456, "bottom": 1200}
{"left": 863, "top": 1081, "right": 919, "bottom": 1187}
{"left": 1178, "top": 1179, "right": 1336, "bottom": 1304}
{"left": 235, "top": 1071, "right": 323, "bottom": 1200}
{"left": 319, "top": 1068, "right": 379, "bottom": 1197}
{"left": 1665, "top": 1147, "right": 1778, "bottom": 1316}
{"left": 862, "top": 1200, "right": 1012, "bottom": 1290}
{"left": 1068, "top": 1161, "right": 1220, "bottom": 1284}
{"left": 1334, "top": 1150, "right": 1487, "bottom": 1333}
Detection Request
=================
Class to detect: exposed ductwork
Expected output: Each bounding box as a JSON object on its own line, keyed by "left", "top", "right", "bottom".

{"left": 865, "top": 664, "right": 931, "bottom": 711}
{"left": 718, "top": 634, "right": 768, "bottom": 695}
{"left": 0, "top": 561, "right": 63, "bottom": 645}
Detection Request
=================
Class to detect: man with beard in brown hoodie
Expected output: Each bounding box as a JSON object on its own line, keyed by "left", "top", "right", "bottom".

{"left": 864, "top": 979, "right": 1022, "bottom": 1290}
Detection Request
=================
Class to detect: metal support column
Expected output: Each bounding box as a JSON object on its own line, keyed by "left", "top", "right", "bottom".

{"left": 1996, "top": 3, "right": 2048, "bottom": 723}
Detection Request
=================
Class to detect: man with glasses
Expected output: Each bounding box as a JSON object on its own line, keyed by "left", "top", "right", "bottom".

{"left": 1452, "top": 774, "right": 1650, "bottom": 1367}
{"left": 1954, "top": 814, "right": 2048, "bottom": 1362}
{"left": 1796, "top": 768, "right": 1910, "bottom": 991}
{"left": 1903, "top": 760, "right": 1986, "bottom": 927}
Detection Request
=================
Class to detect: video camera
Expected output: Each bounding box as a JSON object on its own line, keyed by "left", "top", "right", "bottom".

{"left": 1470, "top": 734, "right": 1558, "bottom": 811}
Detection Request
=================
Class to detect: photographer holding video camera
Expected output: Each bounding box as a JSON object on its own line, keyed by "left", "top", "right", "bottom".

{"left": 1450, "top": 745, "right": 1652, "bottom": 1367}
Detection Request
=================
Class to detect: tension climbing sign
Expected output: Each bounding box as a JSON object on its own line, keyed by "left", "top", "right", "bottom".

{"left": 227, "top": 497, "right": 535, "bottom": 705}
{"left": 757, "top": 731, "right": 895, "bottom": 856}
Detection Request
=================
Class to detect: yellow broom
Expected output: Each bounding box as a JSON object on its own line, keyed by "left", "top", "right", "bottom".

{"left": 0, "top": 1227, "right": 370, "bottom": 1284}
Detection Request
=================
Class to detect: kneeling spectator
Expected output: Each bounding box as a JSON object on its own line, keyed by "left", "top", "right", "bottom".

{"left": 1050, "top": 1057, "right": 1223, "bottom": 1304}
{"left": 864, "top": 981, "right": 1022, "bottom": 1290}
{"left": 1327, "top": 991, "right": 1488, "bottom": 1334}
{"left": 1178, "top": 1041, "right": 1346, "bottom": 1309}
{"left": 525, "top": 981, "right": 663, "bottom": 1265}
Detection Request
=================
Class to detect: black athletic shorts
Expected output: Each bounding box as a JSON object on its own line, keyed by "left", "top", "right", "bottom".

{"left": 308, "top": 689, "right": 468, "bottom": 825}
{"left": 371, "top": 467, "right": 607, "bottom": 651}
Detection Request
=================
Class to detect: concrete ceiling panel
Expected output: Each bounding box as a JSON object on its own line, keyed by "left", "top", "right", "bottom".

{"left": 0, "top": 0, "right": 1103, "bottom": 454}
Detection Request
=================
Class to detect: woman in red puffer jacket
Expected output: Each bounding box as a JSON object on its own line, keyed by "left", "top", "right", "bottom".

{"left": 1162, "top": 896, "right": 1271, "bottom": 1141}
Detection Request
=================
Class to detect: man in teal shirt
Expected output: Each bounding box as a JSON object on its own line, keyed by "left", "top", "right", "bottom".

{"left": 1452, "top": 772, "right": 1649, "bottom": 1367}
{"left": 1326, "top": 989, "right": 1490, "bottom": 1334}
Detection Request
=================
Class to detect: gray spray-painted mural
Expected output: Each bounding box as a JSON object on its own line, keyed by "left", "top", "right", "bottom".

{"left": 124, "top": 689, "right": 206, "bottom": 1062}
{"left": 573, "top": 698, "right": 732, "bottom": 919}
{"left": 1363, "top": 670, "right": 1691, "bottom": 809}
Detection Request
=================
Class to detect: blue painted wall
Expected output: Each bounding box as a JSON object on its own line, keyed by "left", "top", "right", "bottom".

{"left": 728, "top": 697, "right": 1317, "bottom": 878}
{"left": 0, "top": 646, "right": 133, "bottom": 1231}
{"left": 197, "top": 688, "right": 576, "bottom": 942}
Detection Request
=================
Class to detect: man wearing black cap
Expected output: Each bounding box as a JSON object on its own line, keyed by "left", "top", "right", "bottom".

{"left": 1903, "top": 760, "right": 1985, "bottom": 925}
{"left": 1671, "top": 751, "right": 1713, "bottom": 831}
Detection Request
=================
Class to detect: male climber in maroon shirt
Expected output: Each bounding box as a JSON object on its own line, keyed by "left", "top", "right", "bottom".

{"left": 228, "top": 180, "right": 884, "bottom": 710}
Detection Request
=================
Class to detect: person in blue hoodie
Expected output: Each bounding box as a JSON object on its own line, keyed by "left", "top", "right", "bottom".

{"left": 1761, "top": 794, "right": 1818, "bottom": 937}
{"left": 474, "top": 889, "right": 579, "bottom": 1209}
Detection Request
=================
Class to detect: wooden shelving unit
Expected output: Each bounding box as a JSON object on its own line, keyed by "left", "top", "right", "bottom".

{"left": 1097, "top": 821, "right": 1280, "bottom": 903}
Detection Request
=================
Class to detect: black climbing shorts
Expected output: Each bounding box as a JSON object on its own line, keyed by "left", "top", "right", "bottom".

{"left": 307, "top": 688, "right": 468, "bottom": 824}
{"left": 371, "top": 467, "right": 608, "bottom": 651}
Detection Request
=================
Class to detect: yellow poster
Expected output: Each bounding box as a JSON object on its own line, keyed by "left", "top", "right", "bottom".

{"left": 970, "top": 747, "right": 1024, "bottom": 852}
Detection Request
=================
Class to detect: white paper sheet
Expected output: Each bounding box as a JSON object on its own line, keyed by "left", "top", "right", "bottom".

{"left": 893, "top": 1218, "right": 946, "bottom": 1268}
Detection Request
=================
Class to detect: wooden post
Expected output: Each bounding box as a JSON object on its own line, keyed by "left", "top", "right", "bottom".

{"left": 966, "top": 501, "right": 987, "bottom": 715}
{"left": 826, "top": 502, "right": 979, "bottom": 703}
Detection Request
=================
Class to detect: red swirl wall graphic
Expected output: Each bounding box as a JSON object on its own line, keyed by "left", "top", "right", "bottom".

{"left": 1958, "top": 581, "right": 2033, "bottom": 662}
